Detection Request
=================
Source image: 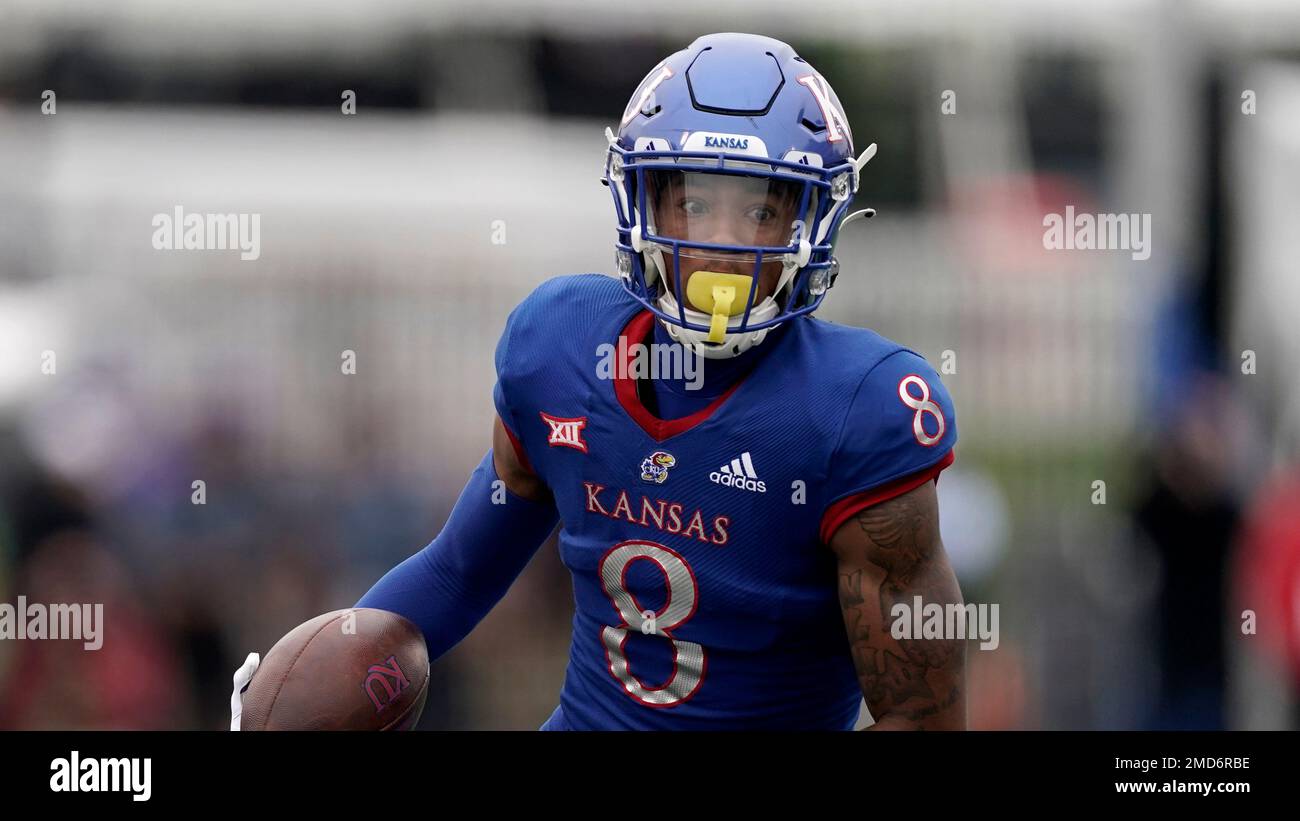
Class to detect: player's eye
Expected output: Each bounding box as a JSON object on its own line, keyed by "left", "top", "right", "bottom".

{"left": 746, "top": 204, "right": 778, "bottom": 223}
{"left": 679, "top": 198, "right": 710, "bottom": 218}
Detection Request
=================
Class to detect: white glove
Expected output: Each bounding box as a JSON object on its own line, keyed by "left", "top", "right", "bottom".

{"left": 230, "top": 652, "right": 261, "bottom": 731}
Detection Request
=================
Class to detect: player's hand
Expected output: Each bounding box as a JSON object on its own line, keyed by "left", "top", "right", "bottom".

{"left": 229, "top": 652, "right": 261, "bottom": 731}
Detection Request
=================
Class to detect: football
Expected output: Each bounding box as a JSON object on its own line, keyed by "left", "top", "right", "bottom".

{"left": 240, "top": 608, "right": 429, "bottom": 731}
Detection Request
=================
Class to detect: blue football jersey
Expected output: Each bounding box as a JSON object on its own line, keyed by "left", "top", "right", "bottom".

{"left": 493, "top": 274, "right": 957, "bottom": 730}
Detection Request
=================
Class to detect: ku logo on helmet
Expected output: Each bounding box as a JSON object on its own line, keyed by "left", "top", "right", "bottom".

{"left": 797, "top": 72, "right": 853, "bottom": 144}
{"left": 622, "top": 63, "right": 673, "bottom": 127}
{"left": 640, "top": 451, "right": 676, "bottom": 484}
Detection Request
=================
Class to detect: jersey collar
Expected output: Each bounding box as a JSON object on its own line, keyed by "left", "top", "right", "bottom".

{"left": 612, "top": 310, "right": 749, "bottom": 442}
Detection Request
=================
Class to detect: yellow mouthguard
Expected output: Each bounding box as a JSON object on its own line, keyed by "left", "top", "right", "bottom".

{"left": 685, "top": 272, "right": 754, "bottom": 343}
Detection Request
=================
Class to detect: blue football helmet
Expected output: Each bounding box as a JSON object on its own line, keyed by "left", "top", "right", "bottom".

{"left": 605, "top": 32, "right": 876, "bottom": 358}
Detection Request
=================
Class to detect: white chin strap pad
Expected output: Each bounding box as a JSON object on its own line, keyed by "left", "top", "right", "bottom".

{"left": 657, "top": 290, "right": 780, "bottom": 359}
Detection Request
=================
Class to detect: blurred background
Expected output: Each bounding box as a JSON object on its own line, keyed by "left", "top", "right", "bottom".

{"left": 0, "top": 0, "right": 1298, "bottom": 730}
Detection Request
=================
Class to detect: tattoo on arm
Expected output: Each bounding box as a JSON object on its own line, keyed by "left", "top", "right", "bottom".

{"left": 833, "top": 481, "right": 965, "bottom": 729}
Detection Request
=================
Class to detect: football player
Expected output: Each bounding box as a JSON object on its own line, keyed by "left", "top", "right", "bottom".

{"left": 233, "top": 32, "right": 964, "bottom": 731}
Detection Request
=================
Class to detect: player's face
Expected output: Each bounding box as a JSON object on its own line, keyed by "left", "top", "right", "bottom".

{"left": 647, "top": 170, "right": 803, "bottom": 311}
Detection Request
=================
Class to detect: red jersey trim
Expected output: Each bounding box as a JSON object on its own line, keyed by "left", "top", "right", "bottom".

{"left": 500, "top": 420, "right": 534, "bottom": 473}
{"left": 819, "top": 450, "right": 956, "bottom": 544}
{"left": 613, "top": 310, "right": 746, "bottom": 443}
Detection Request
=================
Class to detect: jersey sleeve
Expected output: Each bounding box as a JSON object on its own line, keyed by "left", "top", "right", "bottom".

{"left": 492, "top": 300, "right": 537, "bottom": 474}
{"left": 819, "top": 348, "right": 957, "bottom": 543}
{"left": 491, "top": 275, "right": 597, "bottom": 475}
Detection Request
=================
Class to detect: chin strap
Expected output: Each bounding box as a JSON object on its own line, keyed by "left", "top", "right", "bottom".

{"left": 657, "top": 288, "right": 780, "bottom": 359}
{"left": 853, "top": 142, "right": 878, "bottom": 178}
{"left": 840, "top": 207, "right": 876, "bottom": 229}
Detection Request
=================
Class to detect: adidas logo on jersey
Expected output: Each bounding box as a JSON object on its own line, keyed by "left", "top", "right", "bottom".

{"left": 709, "top": 452, "right": 766, "bottom": 493}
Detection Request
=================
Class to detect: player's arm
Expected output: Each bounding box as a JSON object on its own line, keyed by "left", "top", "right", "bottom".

{"left": 491, "top": 414, "right": 549, "bottom": 501}
{"left": 233, "top": 414, "right": 555, "bottom": 729}
{"left": 828, "top": 479, "right": 966, "bottom": 730}
{"left": 352, "top": 414, "right": 557, "bottom": 659}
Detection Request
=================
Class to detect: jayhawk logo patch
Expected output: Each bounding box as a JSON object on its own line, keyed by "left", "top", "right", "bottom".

{"left": 640, "top": 451, "right": 676, "bottom": 484}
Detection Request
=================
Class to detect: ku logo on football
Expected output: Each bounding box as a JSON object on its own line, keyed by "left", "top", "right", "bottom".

{"left": 362, "top": 655, "right": 410, "bottom": 713}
